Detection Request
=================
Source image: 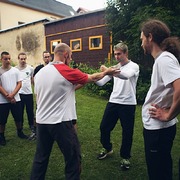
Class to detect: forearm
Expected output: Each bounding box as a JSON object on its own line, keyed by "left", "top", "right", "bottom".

{"left": 31, "top": 77, "right": 34, "bottom": 86}
{"left": 95, "top": 75, "right": 112, "bottom": 86}
{"left": 75, "top": 84, "right": 84, "bottom": 90}
{"left": 87, "top": 71, "right": 107, "bottom": 83}
{"left": 10, "top": 81, "right": 22, "bottom": 97}
{"left": 87, "top": 67, "right": 117, "bottom": 83}
{"left": 150, "top": 79, "right": 180, "bottom": 121}
{"left": 167, "top": 89, "right": 180, "bottom": 120}
{"left": 0, "top": 86, "right": 9, "bottom": 97}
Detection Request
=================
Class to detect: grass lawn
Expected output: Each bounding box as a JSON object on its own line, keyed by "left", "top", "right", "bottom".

{"left": 0, "top": 89, "right": 179, "bottom": 180}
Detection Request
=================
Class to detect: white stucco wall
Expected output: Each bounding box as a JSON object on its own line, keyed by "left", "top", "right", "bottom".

{"left": 0, "top": 21, "right": 47, "bottom": 67}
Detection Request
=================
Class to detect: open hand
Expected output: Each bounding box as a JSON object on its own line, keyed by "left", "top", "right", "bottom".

{"left": 149, "top": 104, "right": 169, "bottom": 121}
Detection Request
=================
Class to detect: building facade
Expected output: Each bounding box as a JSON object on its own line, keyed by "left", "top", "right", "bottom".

{"left": 45, "top": 9, "right": 112, "bottom": 67}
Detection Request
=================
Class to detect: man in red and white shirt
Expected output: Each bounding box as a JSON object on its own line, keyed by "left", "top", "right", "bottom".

{"left": 31, "top": 43, "right": 118, "bottom": 180}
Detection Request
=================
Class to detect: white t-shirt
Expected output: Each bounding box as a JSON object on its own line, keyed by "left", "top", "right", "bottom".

{"left": 0, "top": 67, "right": 22, "bottom": 103}
{"left": 16, "top": 65, "right": 34, "bottom": 94}
{"left": 34, "top": 62, "right": 88, "bottom": 124}
{"left": 96, "top": 60, "right": 139, "bottom": 105}
{"left": 142, "top": 51, "right": 180, "bottom": 130}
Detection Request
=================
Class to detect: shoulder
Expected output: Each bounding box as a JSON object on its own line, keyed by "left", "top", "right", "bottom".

{"left": 158, "top": 51, "right": 179, "bottom": 65}
{"left": 33, "top": 64, "right": 44, "bottom": 75}
{"left": 128, "top": 60, "right": 139, "bottom": 70}
{"left": 53, "top": 64, "right": 88, "bottom": 84}
{"left": 11, "top": 66, "right": 19, "bottom": 72}
{"left": 35, "top": 64, "right": 44, "bottom": 70}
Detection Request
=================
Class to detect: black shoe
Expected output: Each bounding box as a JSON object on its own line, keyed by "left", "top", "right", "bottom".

{"left": 0, "top": 136, "right": 6, "bottom": 146}
{"left": 120, "top": 159, "right": 130, "bottom": 170}
{"left": 17, "top": 131, "right": 28, "bottom": 139}
{"left": 30, "top": 125, "right": 36, "bottom": 133}
{"left": 97, "top": 148, "right": 113, "bottom": 160}
{"left": 28, "top": 132, "right": 36, "bottom": 141}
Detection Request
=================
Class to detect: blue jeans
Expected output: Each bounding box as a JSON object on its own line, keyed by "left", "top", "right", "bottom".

{"left": 100, "top": 102, "right": 136, "bottom": 159}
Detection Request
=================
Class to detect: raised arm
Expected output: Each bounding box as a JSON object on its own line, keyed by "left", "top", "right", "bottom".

{"left": 87, "top": 67, "right": 117, "bottom": 83}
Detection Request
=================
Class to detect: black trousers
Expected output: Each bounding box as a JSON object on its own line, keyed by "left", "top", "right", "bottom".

{"left": 143, "top": 125, "right": 176, "bottom": 180}
{"left": 100, "top": 102, "right": 136, "bottom": 159}
{"left": 30, "top": 121, "right": 81, "bottom": 180}
{"left": 19, "top": 94, "right": 34, "bottom": 127}
{"left": 0, "top": 101, "right": 22, "bottom": 124}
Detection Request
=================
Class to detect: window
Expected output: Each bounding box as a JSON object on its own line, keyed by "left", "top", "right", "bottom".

{"left": 89, "top": 36, "right": 102, "bottom": 50}
{"left": 50, "top": 39, "right": 61, "bottom": 54}
{"left": 70, "top": 38, "right": 82, "bottom": 52}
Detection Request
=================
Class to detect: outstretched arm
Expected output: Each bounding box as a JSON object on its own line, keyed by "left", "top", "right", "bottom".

{"left": 87, "top": 67, "right": 118, "bottom": 83}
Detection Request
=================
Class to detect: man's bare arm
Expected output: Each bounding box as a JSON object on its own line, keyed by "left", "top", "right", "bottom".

{"left": 149, "top": 78, "right": 180, "bottom": 121}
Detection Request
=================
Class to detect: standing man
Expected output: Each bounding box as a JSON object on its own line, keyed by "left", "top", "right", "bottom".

{"left": 16, "top": 52, "right": 35, "bottom": 135}
{"left": 31, "top": 51, "right": 52, "bottom": 140}
{"left": 33, "top": 50, "right": 51, "bottom": 77}
{"left": 30, "top": 43, "right": 118, "bottom": 180}
{"left": 140, "top": 19, "right": 180, "bottom": 180}
{"left": 96, "top": 42, "right": 139, "bottom": 170}
{"left": 0, "top": 51, "right": 28, "bottom": 146}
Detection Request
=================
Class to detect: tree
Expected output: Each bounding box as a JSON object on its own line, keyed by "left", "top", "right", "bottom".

{"left": 105, "top": 0, "right": 180, "bottom": 65}
{"left": 105, "top": 0, "right": 180, "bottom": 103}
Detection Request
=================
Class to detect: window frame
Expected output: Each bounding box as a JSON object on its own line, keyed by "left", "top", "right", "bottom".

{"left": 50, "top": 39, "right": 62, "bottom": 54}
{"left": 70, "top": 38, "right": 82, "bottom": 52}
{"left": 89, "top": 35, "right": 103, "bottom": 50}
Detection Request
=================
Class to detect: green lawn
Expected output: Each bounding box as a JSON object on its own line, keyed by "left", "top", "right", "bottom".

{"left": 0, "top": 89, "right": 179, "bottom": 180}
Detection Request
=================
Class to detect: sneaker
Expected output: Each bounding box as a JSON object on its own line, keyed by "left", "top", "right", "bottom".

{"left": 28, "top": 132, "right": 36, "bottom": 141}
{"left": 30, "top": 125, "right": 36, "bottom": 133}
{"left": 120, "top": 159, "right": 130, "bottom": 170}
{"left": 97, "top": 148, "right": 113, "bottom": 160}
{"left": 17, "top": 131, "right": 28, "bottom": 139}
{"left": 0, "top": 136, "right": 6, "bottom": 146}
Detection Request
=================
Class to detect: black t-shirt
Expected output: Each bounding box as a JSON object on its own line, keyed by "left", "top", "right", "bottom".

{"left": 33, "top": 64, "right": 44, "bottom": 77}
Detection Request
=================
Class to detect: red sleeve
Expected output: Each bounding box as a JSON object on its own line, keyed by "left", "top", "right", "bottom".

{"left": 54, "top": 64, "right": 88, "bottom": 84}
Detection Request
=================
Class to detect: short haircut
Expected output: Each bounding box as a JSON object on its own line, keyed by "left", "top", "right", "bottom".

{"left": 1, "top": 51, "right": 9, "bottom": 58}
{"left": 113, "top": 42, "right": 128, "bottom": 53}
{"left": 43, "top": 50, "right": 50, "bottom": 57}
{"left": 18, "top": 52, "right": 26, "bottom": 59}
{"left": 54, "top": 43, "right": 70, "bottom": 55}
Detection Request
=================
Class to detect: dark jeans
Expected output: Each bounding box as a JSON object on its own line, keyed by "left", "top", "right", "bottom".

{"left": 100, "top": 102, "right": 136, "bottom": 159}
{"left": 143, "top": 125, "right": 176, "bottom": 180}
{"left": 30, "top": 121, "right": 81, "bottom": 180}
{"left": 0, "top": 101, "right": 22, "bottom": 124}
{"left": 20, "top": 94, "right": 34, "bottom": 127}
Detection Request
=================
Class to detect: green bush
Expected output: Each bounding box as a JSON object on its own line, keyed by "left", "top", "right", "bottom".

{"left": 136, "top": 65, "right": 151, "bottom": 104}
{"left": 77, "top": 61, "right": 113, "bottom": 98}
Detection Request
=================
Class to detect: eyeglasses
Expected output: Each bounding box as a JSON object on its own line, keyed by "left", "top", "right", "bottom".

{"left": 44, "top": 56, "right": 50, "bottom": 58}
